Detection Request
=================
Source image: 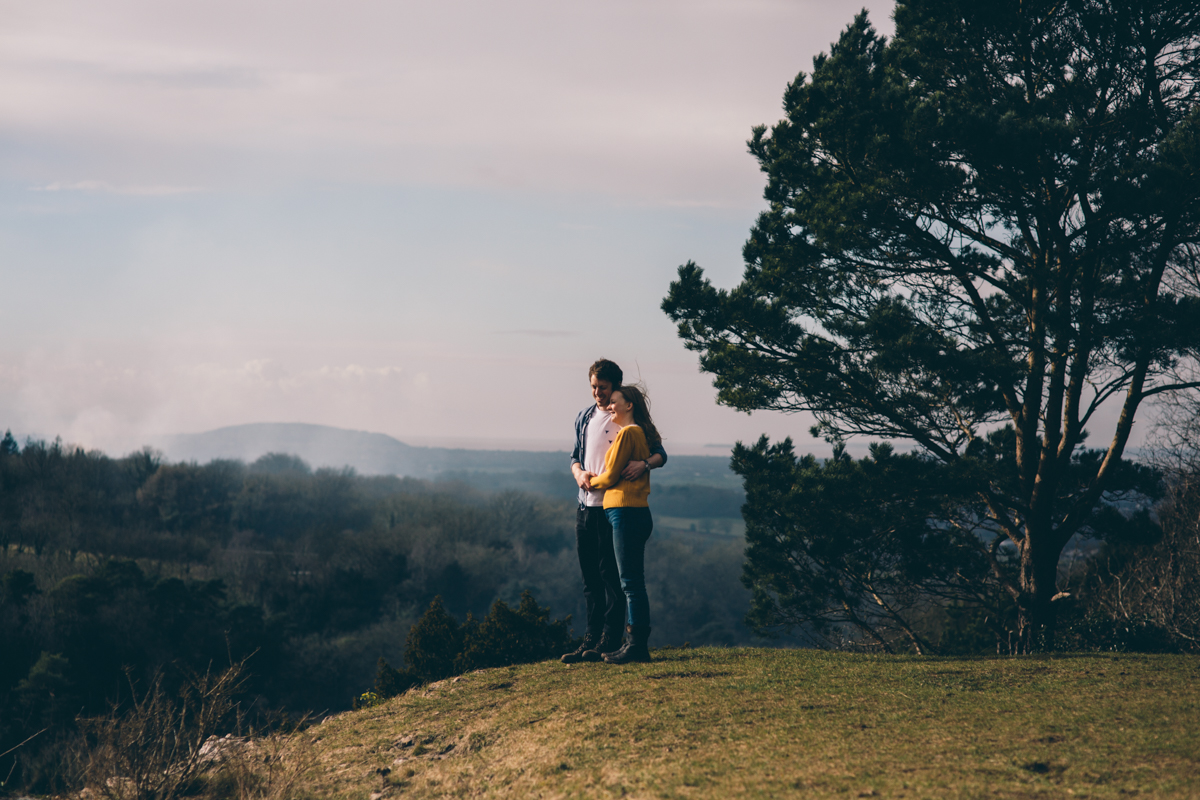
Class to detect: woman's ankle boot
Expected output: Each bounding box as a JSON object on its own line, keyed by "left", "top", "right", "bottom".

{"left": 603, "top": 625, "right": 651, "bottom": 664}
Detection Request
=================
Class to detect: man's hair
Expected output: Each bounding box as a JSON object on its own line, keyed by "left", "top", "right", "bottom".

{"left": 589, "top": 359, "right": 623, "bottom": 386}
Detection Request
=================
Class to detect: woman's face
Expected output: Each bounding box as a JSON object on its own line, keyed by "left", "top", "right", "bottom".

{"left": 607, "top": 391, "right": 633, "bottom": 422}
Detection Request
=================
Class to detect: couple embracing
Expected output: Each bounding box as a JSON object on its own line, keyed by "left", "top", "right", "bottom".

{"left": 562, "top": 359, "right": 666, "bottom": 666}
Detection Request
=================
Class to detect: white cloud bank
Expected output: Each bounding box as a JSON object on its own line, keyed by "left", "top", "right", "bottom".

{"left": 0, "top": 0, "right": 899, "bottom": 454}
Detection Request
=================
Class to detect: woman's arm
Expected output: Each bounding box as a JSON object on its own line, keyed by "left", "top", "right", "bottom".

{"left": 621, "top": 449, "right": 665, "bottom": 480}
{"left": 588, "top": 428, "right": 638, "bottom": 490}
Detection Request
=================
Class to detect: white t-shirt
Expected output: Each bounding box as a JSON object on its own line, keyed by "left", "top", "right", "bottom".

{"left": 583, "top": 406, "right": 619, "bottom": 507}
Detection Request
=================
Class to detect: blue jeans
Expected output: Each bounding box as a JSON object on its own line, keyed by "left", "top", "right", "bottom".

{"left": 606, "top": 507, "right": 653, "bottom": 627}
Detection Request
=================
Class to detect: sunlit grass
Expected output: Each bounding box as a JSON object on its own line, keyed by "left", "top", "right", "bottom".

{"left": 294, "top": 648, "right": 1200, "bottom": 799}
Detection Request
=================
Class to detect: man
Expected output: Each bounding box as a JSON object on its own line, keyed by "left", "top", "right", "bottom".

{"left": 561, "top": 358, "right": 666, "bottom": 663}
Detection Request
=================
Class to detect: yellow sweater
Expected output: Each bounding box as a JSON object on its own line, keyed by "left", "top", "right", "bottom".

{"left": 588, "top": 425, "right": 652, "bottom": 508}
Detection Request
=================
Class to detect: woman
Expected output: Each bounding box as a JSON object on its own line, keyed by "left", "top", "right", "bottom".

{"left": 586, "top": 384, "right": 661, "bottom": 664}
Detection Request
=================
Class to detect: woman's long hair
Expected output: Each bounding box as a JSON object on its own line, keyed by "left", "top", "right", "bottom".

{"left": 614, "top": 384, "right": 662, "bottom": 450}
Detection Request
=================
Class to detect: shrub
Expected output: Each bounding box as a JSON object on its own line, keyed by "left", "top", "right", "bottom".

{"left": 365, "top": 591, "right": 575, "bottom": 704}
{"left": 455, "top": 591, "right": 574, "bottom": 672}
{"left": 402, "top": 597, "right": 463, "bottom": 682}
{"left": 363, "top": 658, "right": 420, "bottom": 704}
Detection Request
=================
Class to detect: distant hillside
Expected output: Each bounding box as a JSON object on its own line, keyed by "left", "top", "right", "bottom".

{"left": 154, "top": 422, "right": 743, "bottom": 494}
{"left": 156, "top": 423, "right": 426, "bottom": 475}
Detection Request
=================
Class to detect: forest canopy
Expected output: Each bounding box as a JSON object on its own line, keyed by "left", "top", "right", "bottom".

{"left": 0, "top": 434, "right": 750, "bottom": 792}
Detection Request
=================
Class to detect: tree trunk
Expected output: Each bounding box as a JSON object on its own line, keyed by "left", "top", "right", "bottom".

{"left": 1015, "top": 532, "right": 1064, "bottom": 653}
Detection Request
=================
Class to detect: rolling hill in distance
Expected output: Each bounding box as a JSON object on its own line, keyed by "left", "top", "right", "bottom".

{"left": 151, "top": 422, "right": 744, "bottom": 498}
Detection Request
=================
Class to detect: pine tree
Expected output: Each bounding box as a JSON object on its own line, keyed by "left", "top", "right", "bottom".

{"left": 664, "top": 0, "right": 1200, "bottom": 650}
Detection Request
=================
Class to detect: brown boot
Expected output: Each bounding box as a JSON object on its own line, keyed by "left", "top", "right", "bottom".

{"left": 581, "top": 630, "right": 623, "bottom": 662}
{"left": 561, "top": 632, "right": 600, "bottom": 664}
{"left": 602, "top": 625, "right": 651, "bottom": 664}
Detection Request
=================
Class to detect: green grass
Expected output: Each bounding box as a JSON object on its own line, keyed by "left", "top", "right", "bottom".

{"left": 294, "top": 648, "right": 1200, "bottom": 799}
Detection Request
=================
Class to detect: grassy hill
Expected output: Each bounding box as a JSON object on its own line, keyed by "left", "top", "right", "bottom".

{"left": 272, "top": 648, "right": 1200, "bottom": 799}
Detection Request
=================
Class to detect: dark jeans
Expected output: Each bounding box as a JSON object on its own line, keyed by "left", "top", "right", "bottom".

{"left": 606, "top": 506, "right": 653, "bottom": 627}
{"left": 575, "top": 506, "right": 626, "bottom": 638}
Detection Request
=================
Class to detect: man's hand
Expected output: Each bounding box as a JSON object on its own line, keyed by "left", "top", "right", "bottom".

{"left": 572, "top": 463, "right": 594, "bottom": 491}
{"left": 621, "top": 459, "right": 648, "bottom": 481}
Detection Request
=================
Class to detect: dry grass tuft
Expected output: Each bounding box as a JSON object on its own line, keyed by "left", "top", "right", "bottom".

{"left": 77, "top": 662, "right": 319, "bottom": 800}
{"left": 80, "top": 664, "right": 245, "bottom": 800}
{"left": 198, "top": 727, "right": 318, "bottom": 800}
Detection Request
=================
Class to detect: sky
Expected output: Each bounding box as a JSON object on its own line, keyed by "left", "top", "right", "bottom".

{"left": 0, "top": 0, "right": 899, "bottom": 458}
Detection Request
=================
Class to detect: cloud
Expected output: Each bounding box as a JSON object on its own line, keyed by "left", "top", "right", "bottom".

{"left": 32, "top": 180, "right": 202, "bottom": 195}
{"left": 336, "top": 365, "right": 403, "bottom": 379}
{"left": 183, "top": 360, "right": 406, "bottom": 391}
{"left": 0, "top": 0, "right": 897, "bottom": 205}
{"left": 0, "top": 1, "right": 903, "bottom": 457}
{"left": 0, "top": 345, "right": 426, "bottom": 454}
{"left": 497, "top": 330, "right": 579, "bottom": 338}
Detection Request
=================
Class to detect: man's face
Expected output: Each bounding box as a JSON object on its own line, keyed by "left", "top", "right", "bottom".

{"left": 590, "top": 376, "right": 613, "bottom": 408}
